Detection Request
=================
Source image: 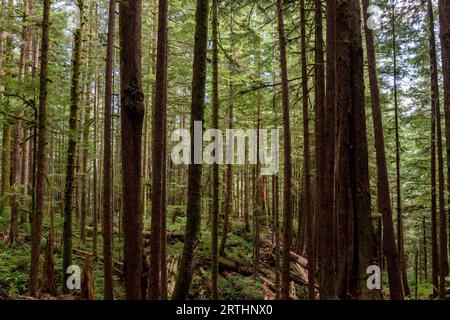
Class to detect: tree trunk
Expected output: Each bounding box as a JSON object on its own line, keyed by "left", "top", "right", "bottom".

{"left": 335, "top": 0, "right": 375, "bottom": 299}
{"left": 102, "top": 0, "right": 116, "bottom": 301}
{"left": 0, "top": 0, "right": 13, "bottom": 217}
{"left": 149, "top": 0, "right": 168, "bottom": 300}
{"left": 0, "top": 0, "right": 4, "bottom": 78}
{"left": 29, "top": 0, "right": 50, "bottom": 296}
{"left": 219, "top": 12, "right": 234, "bottom": 257}
{"left": 80, "top": 3, "right": 95, "bottom": 243}
{"left": 438, "top": 0, "right": 450, "bottom": 300}
{"left": 62, "top": 0, "right": 84, "bottom": 291}
{"left": 426, "top": 0, "right": 444, "bottom": 299}
{"left": 276, "top": 0, "right": 293, "bottom": 300}
{"left": 172, "top": 0, "right": 209, "bottom": 300}
{"left": 300, "top": 0, "right": 314, "bottom": 300}
{"left": 318, "top": 0, "right": 336, "bottom": 300}
{"left": 211, "top": 0, "right": 219, "bottom": 300}
{"left": 8, "top": 0, "right": 26, "bottom": 245}
{"left": 362, "top": 0, "right": 403, "bottom": 300}
{"left": 0, "top": 124, "right": 11, "bottom": 215}
{"left": 119, "top": 0, "right": 145, "bottom": 300}
{"left": 390, "top": 1, "right": 411, "bottom": 297}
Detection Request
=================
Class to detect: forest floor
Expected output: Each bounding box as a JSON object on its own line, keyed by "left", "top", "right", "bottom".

{"left": 0, "top": 208, "right": 443, "bottom": 300}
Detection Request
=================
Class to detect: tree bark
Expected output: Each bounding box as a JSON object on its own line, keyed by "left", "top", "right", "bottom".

{"left": 390, "top": 1, "right": 411, "bottom": 297}
{"left": 29, "top": 0, "right": 50, "bottom": 296}
{"left": 276, "top": 0, "right": 293, "bottom": 300}
{"left": 362, "top": 0, "right": 403, "bottom": 300}
{"left": 119, "top": 0, "right": 145, "bottom": 300}
{"left": 211, "top": 0, "right": 219, "bottom": 300}
{"left": 80, "top": 3, "right": 95, "bottom": 243}
{"left": 219, "top": 11, "right": 234, "bottom": 257}
{"left": 149, "top": 0, "right": 168, "bottom": 300}
{"left": 335, "top": 0, "right": 375, "bottom": 299}
{"left": 62, "top": 0, "right": 84, "bottom": 291}
{"left": 102, "top": 0, "right": 116, "bottom": 301}
{"left": 318, "top": 0, "right": 337, "bottom": 300}
{"left": 300, "top": 0, "right": 314, "bottom": 300}
{"left": 438, "top": 0, "right": 450, "bottom": 300}
{"left": 172, "top": 0, "right": 209, "bottom": 300}
{"left": 426, "top": 0, "right": 444, "bottom": 298}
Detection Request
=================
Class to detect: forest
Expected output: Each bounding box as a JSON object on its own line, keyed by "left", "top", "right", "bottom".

{"left": 0, "top": 0, "right": 449, "bottom": 301}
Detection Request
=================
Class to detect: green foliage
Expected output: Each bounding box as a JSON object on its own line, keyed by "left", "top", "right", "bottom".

{"left": 0, "top": 242, "right": 31, "bottom": 296}
{"left": 218, "top": 275, "right": 263, "bottom": 300}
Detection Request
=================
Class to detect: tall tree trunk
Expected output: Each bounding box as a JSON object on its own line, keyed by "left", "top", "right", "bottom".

{"left": 318, "top": 0, "right": 337, "bottom": 300}
{"left": 276, "top": 0, "right": 293, "bottom": 300}
{"left": 8, "top": 0, "right": 26, "bottom": 245}
{"left": 300, "top": 0, "right": 314, "bottom": 300}
{"left": 211, "top": 0, "right": 219, "bottom": 300}
{"left": 119, "top": 0, "right": 145, "bottom": 300}
{"left": 429, "top": 20, "right": 440, "bottom": 297}
{"left": 92, "top": 4, "right": 100, "bottom": 258}
{"left": 427, "top": 0, "right": 445, "bottom": 299}
{"left": 362, "top": 0, "right": 403, "bottom": 300}
{"left": 0, "top": 0, "right": 4, "bottom": 77}
{"left": 390, "top": 1, "right": 411, "bottom": 297}
{"left": 335, "top": 0, "right": 375, "bottom": 299}
{"left": 80, "top": 3, "right": 95, "bottom": 243}
{"left": 149, "top": 0, "right": 168, "bottom": 300}
{"left": 0, "top": 125, "right": 11, "bottom": 215}
{"left": 438, "top": 0, "right": 450, "bottom": 300}
{"left": 219, "top": 11, "right": 234, "bottom": 257}
{"left": 160, "top": 103, "right": 168, "bottom": 299}
{"left": 62, "top": 0, "right": 84, "bottom": 291}
{"left": 422, "top": 216, "right": 429, "bottom": 285}
{"left": 20, "top": 5, "right": 31, "bottom": 224}
{"left": 253, "top": 52, "right": 262, "bottom": 278}
{"left": 172, "top": 0, "right": 209, "bottom": 300}
{"left": 28, "top": 0, "right": 50, "bottom": 296}
{"left": 92, "top": 69, "right": 98, "bottom": 258}
{"left": 102, "top": 0, "right": 115, "bottom": 301}
{"left": 0, "top": 0, "right": 13, "bottom": 217}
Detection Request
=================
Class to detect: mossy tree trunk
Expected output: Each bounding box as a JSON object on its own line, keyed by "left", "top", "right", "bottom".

{"left": 62, "top": 0, "right": 84, "bottom": 292}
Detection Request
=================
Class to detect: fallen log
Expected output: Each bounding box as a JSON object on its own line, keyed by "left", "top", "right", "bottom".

{"left": 73, "top": 248, "right": 123, "bottom": 275}
{"left": 85, "top": 226, "right": 184, "bottom": 242}
{"left": 198, "top": 255, "right": 253, "bottom": 276}
{"left": 290, "top": 251, "right": 309, "bottom": 269}
{"left": 218, "top": 256, "right": 253, "bottom": 276}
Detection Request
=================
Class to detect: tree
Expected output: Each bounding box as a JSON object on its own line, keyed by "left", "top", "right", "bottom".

{"left": 62, "top": 0, "right": 84, "bottom": 291}
{"left": 390, "top": 1, "right": 411, "bottom": 297}
{"left": 300, "top": 0, "right": 314, "bottom": 300}
{"left": 362, "top": 0, "right": 403, "bottom": 300}
{"left": 102, "top": 0, "right": 116, "bottom": 301}
{"left": 0, "top": 0, "right": 10, "bottom": 217}
{"left": 426, "top": 0, "right": 442, "bottom": 298}
{"left": 172, "top": 0, "right": 209, "bottom": 300}
{"left": 335, "top": 0, "right": 374, "bottom": 299}
{"left": 119, "top": 0, "right": 145, "bottom": 300}
{"left": 7, "top": 0, "right": 26, "bottom": 245}
{"left": 211, "top": 0, "right": 219, "bottom": 300}
{"left": 438, "top": 0, "right": 450, "bottom": 300}
{"left": 318, "top": 0, "right": 336, "bottom": 300}
{"left": 219, "top": 8, "right": 234, "bottom": 258}
{"left": 149, "top": 0, "right": 168, "bottom": 300}
{"left": 0, "top": 0, "right": 4, "bottom": 78}
{"left": 276, "top": 0, "right": 293, "bottom": 300}
{"left": 29, "top": 0, "right": 51, "bottom": 296}
{"left": 80, "top": 2, "right": 96, "bottom": 243}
